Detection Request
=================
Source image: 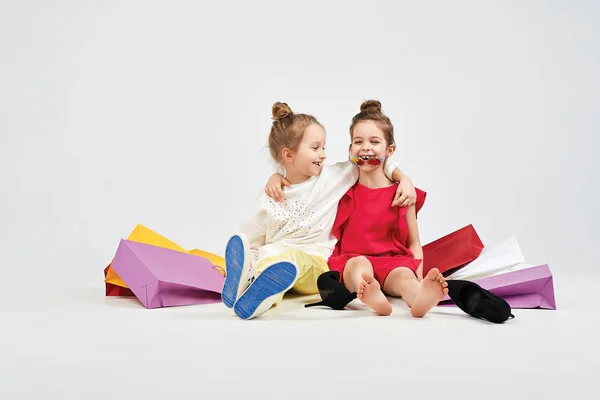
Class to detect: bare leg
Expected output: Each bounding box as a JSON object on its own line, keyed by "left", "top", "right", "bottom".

{"left": 343, "top": 257, "right": 392, "bottom": 316}
{"left": 410, "top": 268, "right": 449, "bottom": 318}
{"left": 381, "top": 267, "right": 421, "bottom": 307}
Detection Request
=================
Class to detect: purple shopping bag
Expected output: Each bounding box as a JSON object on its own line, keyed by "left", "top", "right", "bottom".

{"left": 439, "top": 264, "right": 556, "bottom": 310}
{"left": 111, "top": 239, "right": 225, "bottom": 309}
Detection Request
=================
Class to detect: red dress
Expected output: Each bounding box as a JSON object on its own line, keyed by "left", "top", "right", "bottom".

{"left": 328, "top": 183, "right": 427, "bottom": 286}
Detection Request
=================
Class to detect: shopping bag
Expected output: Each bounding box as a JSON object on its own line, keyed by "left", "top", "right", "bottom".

{"left": 440, "top": 264, "right": 556, "bottom": 310}
{"left": 111, "top": 239, "right": 225, "bottom": 309}
{"left": 446, "top": 236, "right": 531, "bottom": 281}
{"left": 422, "top": 224, "right": 484, "bottom": 276}
{"left": 104, "top": 224, "right": 226, "bottom": 295}
{"left": 103, "top": 265, "right": 134, "bottom": 296}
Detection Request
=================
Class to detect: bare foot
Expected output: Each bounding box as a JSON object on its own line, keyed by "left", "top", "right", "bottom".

{"left": 357, "top": 272, "right": 392, "bottom": 316}
{"left": 410, "top": 268, "right": 449, "bottom": 318}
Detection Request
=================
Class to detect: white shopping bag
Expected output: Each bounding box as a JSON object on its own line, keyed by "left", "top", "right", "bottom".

{"left": 446, "top": 236, "right": 532, "bottom": 281}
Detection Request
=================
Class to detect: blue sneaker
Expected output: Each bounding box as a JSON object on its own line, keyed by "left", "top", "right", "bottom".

{"left": 221, "top": 234, "right": 255, "bottom": 308}
{"left": 233, "top": 261, "right": 299, "bottom": 320}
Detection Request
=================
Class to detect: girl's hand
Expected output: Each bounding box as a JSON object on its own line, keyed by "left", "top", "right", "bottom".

{"left": 392, "top": 178, "right": 416, "bottom": 207}
{"left": 264, "top": 173, "right": 290, "bottom": 202}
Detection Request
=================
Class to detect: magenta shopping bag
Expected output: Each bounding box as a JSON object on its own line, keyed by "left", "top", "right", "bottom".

{"left": 111, "top": 239, "right": 225, "bottom": 309}
{"left": 439, "top": 264, "right": 556, "bottom": 310}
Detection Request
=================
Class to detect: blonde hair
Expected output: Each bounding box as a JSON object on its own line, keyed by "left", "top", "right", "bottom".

{"left": 268, "top": 102, "right": 323, "bottom": 162}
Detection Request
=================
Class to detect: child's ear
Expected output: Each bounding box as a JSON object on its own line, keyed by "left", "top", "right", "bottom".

{"left": 387, "top": 144, "right": 396, "bottom": 157}
{"left": 281, "top": 148, "right": 293, "bottom": 163}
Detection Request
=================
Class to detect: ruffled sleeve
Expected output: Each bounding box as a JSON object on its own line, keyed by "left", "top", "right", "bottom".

{"left": 415, "top": 187, "right": 427, "bottom": 215}
{"left": 330, "top": 186, "right": 356, "bottom": 257}
{"left": 394, "top": 187, "right": 426, "bottom": 247}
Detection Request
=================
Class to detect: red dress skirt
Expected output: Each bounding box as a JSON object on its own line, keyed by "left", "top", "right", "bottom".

{"left": 327, "top": 183, "right": 426, "bottom": 286}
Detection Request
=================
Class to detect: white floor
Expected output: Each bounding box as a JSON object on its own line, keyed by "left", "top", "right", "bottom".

{"left": 1, "top": 270, "right": 597, "bottom": 400}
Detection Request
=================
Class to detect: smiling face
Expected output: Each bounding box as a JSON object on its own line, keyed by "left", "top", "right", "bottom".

{"left": 350, "top": 120, "right": 395, "bottom": 172}
{"left": 281, "top": 123, "right": 327, "bottom": 179}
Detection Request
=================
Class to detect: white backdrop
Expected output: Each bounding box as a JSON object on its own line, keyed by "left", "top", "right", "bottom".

{"left": 1, "top": 0, "right": 598, "bottom": 284}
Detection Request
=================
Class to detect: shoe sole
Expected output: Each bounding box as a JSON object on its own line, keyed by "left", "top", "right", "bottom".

{"left": 234, "top": 261, "right": 298, "bottom": 320}
{"left": 222, "top": 235, "right": 249, "bottom": 308}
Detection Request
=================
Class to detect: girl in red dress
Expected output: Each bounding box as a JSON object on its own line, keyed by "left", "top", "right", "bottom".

{"left": 328, "top": 100, "right": 449, "bottom": 316}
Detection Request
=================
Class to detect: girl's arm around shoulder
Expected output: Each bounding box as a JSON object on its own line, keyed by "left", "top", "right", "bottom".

{"left": 385, "top": 161, "right": 417, "bottom": 208}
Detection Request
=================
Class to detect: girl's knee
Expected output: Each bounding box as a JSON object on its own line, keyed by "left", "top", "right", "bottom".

{"left": 347, "top": 256, "right": 370, "bottom": 268}
{"left": 344, "top": 257, "right": 373, "bottom": 283}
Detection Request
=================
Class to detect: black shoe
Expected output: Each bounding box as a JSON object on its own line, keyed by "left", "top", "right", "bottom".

{"left": 446, "top": 280, "right": 515, "bottom": 324}
{"left": 305, "top": 271, "right": 357, "bottom": 310}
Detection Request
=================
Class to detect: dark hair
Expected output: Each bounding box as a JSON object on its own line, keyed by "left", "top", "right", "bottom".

{"left": 349, "top": 100, "right": 395, "bottom": 145}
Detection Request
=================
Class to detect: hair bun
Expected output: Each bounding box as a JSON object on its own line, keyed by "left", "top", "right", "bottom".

{"left": 272, "top": 102, "right": 293, "bottom": 121}
{"left": 360, "top": 100, "right": 382, "bottom": 113}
